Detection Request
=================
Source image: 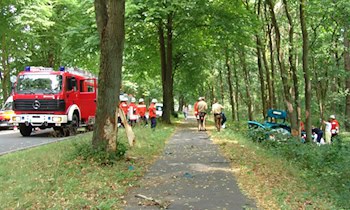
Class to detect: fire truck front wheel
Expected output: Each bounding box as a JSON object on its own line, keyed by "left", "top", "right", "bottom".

{"left": 19, "top": 124, "right": 33, "bottom": 137}
{"left": 66, "top": 113, "right": 79, "bottom": 136}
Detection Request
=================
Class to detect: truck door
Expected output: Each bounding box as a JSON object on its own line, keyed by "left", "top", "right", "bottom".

{"left": 78, "top": 79, "right": 97, "bottom": 124}
{"left": 65, "top": 76, "right": 79, "bottom": 110}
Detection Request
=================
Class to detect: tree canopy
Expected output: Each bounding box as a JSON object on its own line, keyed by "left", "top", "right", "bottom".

{"left": 1, "top": 0, "right": 350, "bottom": 135}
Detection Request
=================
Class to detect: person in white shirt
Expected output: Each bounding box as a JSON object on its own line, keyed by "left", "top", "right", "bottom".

{"left": 197, "top": 97, "right": 208, "bottom": 131}
{"left": 212, "top": 99, "right": 224, "bottom": 132}
{"left": 323, "top": 120, "right": 332, "bottom": 144}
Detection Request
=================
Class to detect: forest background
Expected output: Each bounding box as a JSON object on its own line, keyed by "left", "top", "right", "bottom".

{"left": 1, "top": 0, "right": 350, "bottom": 139}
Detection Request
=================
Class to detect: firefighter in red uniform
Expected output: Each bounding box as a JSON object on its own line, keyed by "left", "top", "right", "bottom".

{"left": 137, "top": 98, "right": 148, "bottom": 126}
{"left": 330, "top": 115, "right": 339, "bottom": 141}
{"left": 128, "top": 97, "right": 138, "bottom": 126}
{"left": 118, "top": 96, "right": 129, "bottom": 127}
{"left": 149, "top": 99, "right": 157, "bottom": 129}
{"left": 119, "top": 97, "right": 129, "bottom": 115}
{"left": 194, "top": 97, "right": 200, "bottom": 121}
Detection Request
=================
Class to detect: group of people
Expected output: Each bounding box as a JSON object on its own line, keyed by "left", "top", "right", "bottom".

{"left": 118, "top": 96, "right": 158, "bottom": 129}
{"left": 193, "top": 97, "right": 226, "bottom": 132}
{"left": 307, "top": 115, "right": 340, "bottom": 145}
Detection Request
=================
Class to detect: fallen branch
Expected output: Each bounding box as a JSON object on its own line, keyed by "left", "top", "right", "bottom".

{"left": 135, "top": 194, "right": 170, "bottom": 209}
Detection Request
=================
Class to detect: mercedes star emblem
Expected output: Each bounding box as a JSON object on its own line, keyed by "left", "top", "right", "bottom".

{"left": 33, "top": 100, "right": 41, "bottom": 109}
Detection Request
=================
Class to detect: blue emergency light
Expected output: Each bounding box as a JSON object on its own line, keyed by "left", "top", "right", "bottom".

{"left": 59, "top": 66, "right": 65, "bottom": 71}
{"left": 25, "top": 66, "right": 30, "bottom": 71}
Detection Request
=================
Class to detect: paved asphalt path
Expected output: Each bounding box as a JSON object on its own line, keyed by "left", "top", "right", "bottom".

{"left": 0, "top": 128, "right": 67, "bottom": 155}
{"left": 124, "top": 118, "right": 256, "bottom": 210}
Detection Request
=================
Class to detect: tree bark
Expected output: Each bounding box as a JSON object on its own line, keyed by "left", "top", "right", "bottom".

{"left": 256, "top": 36, "right": 266, "bottom": 118}
{"left": 233, "top": 54, "right": 240, "bottom": 121}
{"left": 158, "top": 14, "right": 173, "bottom": 124}
{"left": 262, "top": 37, "right": 272, "bottom": 110}
{"left": 267, "top": 0, "right": 297, "bottom": 135}
{"left": 267, "top": 24, "right": 277, "bottom": 108}
{"left": 283, "top": 0, "right": 301, "bottom": 136}
{"left": 300, "top": 0, "right": 312, "bottom": 142}
{"left": 264, "top": 0, "right": 277, "bottom": 109}
{"left": 164, "top": 13, "right": 173, "bottom": 123}
{"left": 219, "top": 67, "right": 225, "bottom": 105}
{"left": 256, "top": 0, "right": 266, "bottom": 118}
{"left": 92, "top": 0, "right": 125, "bottom": 151}
{"left": 344, "top": 27, "right": 350, "bottom": 130}
{"left": 225, "top": 47, "right": 236, "bottom": 121}
{"left": 239, "top": 48, "right": 253, "bottom": 121}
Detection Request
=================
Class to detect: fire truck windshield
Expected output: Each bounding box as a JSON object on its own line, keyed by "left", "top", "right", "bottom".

{"left": 16, "top": 74, "right": 63, "bottom": 94}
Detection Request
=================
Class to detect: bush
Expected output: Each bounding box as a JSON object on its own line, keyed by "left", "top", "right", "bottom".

{"left": 70, "top": 140, "right": 128, "bottom": 165}
{"left": 247, "top": 131, "right": 350, "bottom": 209}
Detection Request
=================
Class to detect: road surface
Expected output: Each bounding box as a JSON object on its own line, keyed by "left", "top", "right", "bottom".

{"left": 0, "top": 128, "right": 67, "bottom": 155}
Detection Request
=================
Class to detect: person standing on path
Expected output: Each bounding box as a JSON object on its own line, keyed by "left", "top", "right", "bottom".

{"left": 183, "top": 104, "right": 189, "bottom": 120}
{"left": 212, "top": 99, "right": 224, "bottom": 131}
{"left": 197, "top": 97, "right": 208, "bottom": 131}
{"left": 149, "top": 99, "right": 157, "bottom": 130}
{"left": 137, "top": 98, "right": 148, "bottom": 126}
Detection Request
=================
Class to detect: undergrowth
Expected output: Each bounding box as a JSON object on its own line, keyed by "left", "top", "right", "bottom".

{"left": 248, "top": 129, "right": 350, "bottom": 209}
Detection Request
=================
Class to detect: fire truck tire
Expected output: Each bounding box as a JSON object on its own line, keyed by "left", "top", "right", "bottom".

{"left": 19, "top": 124, "right": 32, "bottom": 137}
{"left": 53, "top": 127, "right": 65, "bottom": 137}
{"left": 67, "top": 113, "right": 79, "bottom": 136}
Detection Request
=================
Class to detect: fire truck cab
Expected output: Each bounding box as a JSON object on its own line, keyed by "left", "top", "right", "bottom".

{"left": 11, "top": 66, "right": 97, "bottom": 137}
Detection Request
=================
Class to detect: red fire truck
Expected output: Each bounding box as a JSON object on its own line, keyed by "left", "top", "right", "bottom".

{"left": 11, "top": 66, "right": 97, "bottom": 137}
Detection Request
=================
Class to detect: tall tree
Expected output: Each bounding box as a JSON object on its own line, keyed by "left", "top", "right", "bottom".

{"left": 225, "top": 46, "right": 237, "bottom": 121}
{"left": 239, "top": 48, "right": 254, "bottom": 121}
{"left": 283, "top": 0, "right": 301, "bottom": 136}
{"left": 267, "top": 0, "right": 298, "bottom": 135}
{"left": 92, "top": 0, "right": 125, "bottom": 151}
{"left": 300, "top": 0, "right": 312, "bottom": 142}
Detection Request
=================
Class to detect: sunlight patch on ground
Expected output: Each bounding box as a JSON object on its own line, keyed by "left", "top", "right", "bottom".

{"left": 189, "top": 163, "right": 240, "bottom": 173}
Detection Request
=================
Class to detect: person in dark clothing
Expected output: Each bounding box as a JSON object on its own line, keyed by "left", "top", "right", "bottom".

{"left": 312, "top": 127, "right": 323, "bottom": 143}
{"left": 221, "top": 112, "right": 227, "bottom": 128}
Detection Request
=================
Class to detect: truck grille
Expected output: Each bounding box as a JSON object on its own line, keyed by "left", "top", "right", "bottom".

{"left": 14, "top": 99, "right": 65, "bottom": 111}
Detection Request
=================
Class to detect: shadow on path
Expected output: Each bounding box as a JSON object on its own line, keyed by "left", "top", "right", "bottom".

{"left": 124, "top": 118, "right": 256, "bottom": 210}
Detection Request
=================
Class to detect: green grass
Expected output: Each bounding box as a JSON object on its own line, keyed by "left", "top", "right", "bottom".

{"left": 0, "top": 123, "right": 175, "bottom": 209}
{"left": 210, "top": 124, "right": 339, "bottom": 210}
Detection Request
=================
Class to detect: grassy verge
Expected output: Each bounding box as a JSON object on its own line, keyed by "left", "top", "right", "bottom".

{"left": 209, "top": 124, "right": 338, "bottom": 210}
{"left": 0, "top": 122, "right": 175, "bottom": 209}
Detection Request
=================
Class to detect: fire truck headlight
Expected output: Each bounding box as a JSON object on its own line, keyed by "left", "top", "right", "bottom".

{"left": 12, "top": 116, "right": 21, "bottom": 122}
{"left": 53, "top": 117, "right": 62, "bottom": 122}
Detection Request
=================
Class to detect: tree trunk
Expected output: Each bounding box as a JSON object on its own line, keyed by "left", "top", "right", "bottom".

{"left": 256, "top": 36, "right": 267, "bottom": 118}
{"left": 267, "top": 24, "right": 277, "bottom": 108}
{"left": 158, "top": 20, "right": 168, "bottom": 121}
{"left": 262, "top": 40, "right": 272, "bottom": 110}
{"left": 233, "top": 54, "right": 240, "bottom": 121}
{"left": 178, "top": 95, "right": 184, "bottom": 112}
{"left": 92, "top": 0, "right": 125, "bottom": 151}
{"left": 283, "top": 0, "right": 301, "bottom": 136}
{"left": 225, "top": 47, "right": 236, "bottom": 121}
{"left": 1, "top": 34, "right": 10, "bottom": 101}
{"left": 256, "top": 0, "right": 266, "bottom": 118}
{"left": 219, "top": 67, "right": 225, "bottom": 105}
{"left": 300, "top": 0, "right": 312, "bottom": 142}
{"left": 159, "top": 14, "right": 174, "bottom": 124}
{"left": 239, "top": 48, "right": 253, "bottom": 121}
{"left": 344, "top": 27, "right": 350, "bottom": 130}
{"left": 267, "top": 0, "right": 297, "bottom": 135}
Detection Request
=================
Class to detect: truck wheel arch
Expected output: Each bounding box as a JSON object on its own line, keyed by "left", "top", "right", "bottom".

{"left": 66, "top": 104, "right": 81, "bottom": 122}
